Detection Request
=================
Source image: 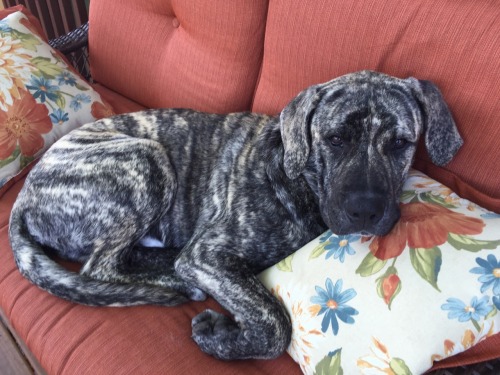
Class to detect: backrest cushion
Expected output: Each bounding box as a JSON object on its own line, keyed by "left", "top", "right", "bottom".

{"left": 89, "top": 0, "right": 268, "bottom": 113}
{"left": 253, "top": 0, "right": 500, "bottom": 212}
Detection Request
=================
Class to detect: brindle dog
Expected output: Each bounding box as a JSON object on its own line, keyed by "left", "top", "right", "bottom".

{"left": 9, "top": 71, "right": 462, "bottom": 360}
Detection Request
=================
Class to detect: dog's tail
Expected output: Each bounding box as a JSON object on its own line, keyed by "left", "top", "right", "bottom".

{"left": 8, "top": 208, "right": 190, "bottom": 307}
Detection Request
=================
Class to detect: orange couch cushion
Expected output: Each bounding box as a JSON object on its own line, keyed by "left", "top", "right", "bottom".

{"left": 92, "top": 83, "right": 146, "bottom": 115}
{"left": 253, "top": 0, "right": 500, "bottom": 212}
{"left": 88, "top": 0, "right": 268, "bottom": 113}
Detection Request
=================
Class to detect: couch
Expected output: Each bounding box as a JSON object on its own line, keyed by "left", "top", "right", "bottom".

{"left": 1, "top": 0, "right": 499, "bottom": 374}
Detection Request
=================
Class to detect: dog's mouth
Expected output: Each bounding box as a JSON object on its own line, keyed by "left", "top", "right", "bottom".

{"left": 331, "top": 226, "right": 394, "bottom": 238}
{"left": 324, "top": 203, "right": 400, "bottom": 238}
{"left": 347, "top": 219, "right": 398, "bottom": 238}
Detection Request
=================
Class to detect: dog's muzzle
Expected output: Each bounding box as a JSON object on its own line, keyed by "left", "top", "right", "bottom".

{"left": 336, "top": 190, "right": 400, "bottom": 236}
{"left": 345, "top": 190, "right": 385, "bottom": 227}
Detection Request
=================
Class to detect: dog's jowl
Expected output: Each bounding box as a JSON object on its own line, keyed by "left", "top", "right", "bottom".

{"left": 9, "top": 71, "right": 462, "bottom": 360}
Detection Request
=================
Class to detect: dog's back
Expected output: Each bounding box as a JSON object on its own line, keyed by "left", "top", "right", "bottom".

{"left": 8, "top": 108, "right": 289, "bottom": 306}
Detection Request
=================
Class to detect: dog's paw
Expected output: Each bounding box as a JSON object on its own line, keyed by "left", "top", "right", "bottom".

{"left": 191, "top": 309, "right": 290, "bottom": 360}
{"left": 191, "top": 309, "right": 240, "bottom": 360}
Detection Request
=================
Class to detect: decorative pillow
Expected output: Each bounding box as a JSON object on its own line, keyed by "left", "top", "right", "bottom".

{"left": 0, "top": 11, "right": 114, "bottom": 187}
{"left": 259, "top": 169, "right": 500, "bottom": 375}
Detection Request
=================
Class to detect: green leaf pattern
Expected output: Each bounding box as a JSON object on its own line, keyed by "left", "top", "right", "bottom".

{"left": 314, "top": 349, "right": 343, "bottom": 375}
{"left": 276, "top": 254, "right": 294, "bottom": 272}
{"left": 448, "top": 233, "right": 500, "bottom": 252}
{"left": 356, "top": 252, "right": 387, "bottom": 277}
{"left": 31, "top": 56, "right": 64, "bottom": 79}
{"left": 409, "top": 247, "right": 442, "bottom": 291}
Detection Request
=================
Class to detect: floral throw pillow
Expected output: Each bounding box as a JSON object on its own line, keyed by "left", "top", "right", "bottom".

{"left": 259, "top": 169, "right": 500, "bottom": 375}
{"left": 0, "top": 11, "right": 114, "bottom": 187}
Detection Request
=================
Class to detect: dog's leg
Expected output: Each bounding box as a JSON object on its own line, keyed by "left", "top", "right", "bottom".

{"left": 175, "top": 238, "right": 291, "bottom": 360}
{"left": 80, "top": 244, "right": 206, "bottom": 302}
{"left": 125, "top": 245, "right": 180, "bottom": 274}
{"left": 123, "top": 245, "right": 207, "bottom": 301}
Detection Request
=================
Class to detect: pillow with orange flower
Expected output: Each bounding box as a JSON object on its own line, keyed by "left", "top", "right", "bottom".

{"left": 259, "top": 169, "right": 500, "bottom": 375}
{"left": 0, "top": 9, "right": 114, "bottom": 187}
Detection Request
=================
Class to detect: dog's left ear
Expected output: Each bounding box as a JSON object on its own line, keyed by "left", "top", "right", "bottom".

{"left": 280, "top": 84, "right": 321, "bottom": 179}
{"left": 408, "top": 78, "right": 463, "bottom": 166}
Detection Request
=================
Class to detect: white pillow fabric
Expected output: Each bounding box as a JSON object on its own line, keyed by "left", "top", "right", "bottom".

{"left": 259, "top": 169, "right": 500, "bottom": 374}
{"left": 0, "top": 11, "right": 113, "bottom": 186}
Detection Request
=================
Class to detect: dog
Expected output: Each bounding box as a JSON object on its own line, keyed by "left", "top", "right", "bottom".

{"left": 9, "top": 71, "right": 462, "bottom": 360}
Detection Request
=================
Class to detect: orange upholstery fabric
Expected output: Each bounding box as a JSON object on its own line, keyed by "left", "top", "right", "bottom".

{"left": 89, "top": 0, "right": 268, "bottom": 113}
{"left": 253, "top": 0, "right": 500, "bottom": 212}
{"left": 92, "top": 83, "right": 146, "bottom": 115}
{"left": 0, "top": 178, "right": 300, "bottom": 375}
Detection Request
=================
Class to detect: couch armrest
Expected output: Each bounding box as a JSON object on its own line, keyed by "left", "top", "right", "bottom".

{"left": 49, "top": 23, "right": 91, "bottom": 81}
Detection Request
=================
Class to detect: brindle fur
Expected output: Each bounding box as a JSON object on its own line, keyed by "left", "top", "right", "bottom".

{"left": 9, "top": 71, "right": 462, "bottom": 360}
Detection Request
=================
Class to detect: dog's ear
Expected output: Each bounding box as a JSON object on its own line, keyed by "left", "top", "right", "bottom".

{"left": 280, "top": 84, "right": 321, "bottom": 179}
{"left": 409, "top": 78, "right": 463, "bottom": 166}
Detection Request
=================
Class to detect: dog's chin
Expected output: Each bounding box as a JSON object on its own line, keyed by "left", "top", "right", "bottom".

{"left": 328, "top": 227, "right": 384, "bottom": 237}
{"left": 326, "top": 211, "right": 400, "bottom": 238}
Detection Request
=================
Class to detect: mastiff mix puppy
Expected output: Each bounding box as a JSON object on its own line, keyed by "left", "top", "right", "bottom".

{"left": 9, "top": 71, "right": 462, "bottom": 360}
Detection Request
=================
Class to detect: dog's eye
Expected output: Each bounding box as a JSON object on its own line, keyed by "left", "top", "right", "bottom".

{"left": 394, "top": 138, "right": 408, "bottom": 149}
{"left": 331, "top": 135, "right": 343, "bottom": 147}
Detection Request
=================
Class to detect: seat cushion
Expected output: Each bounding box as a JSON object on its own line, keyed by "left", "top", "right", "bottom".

{"left": 253, "top": 0, "right": 500, "bottom": 213}
{"left": 92, "top": 83, "right": 146, "bottom": 115}
{"left": 89, "top": 0, "right": 268, "bottom": 113}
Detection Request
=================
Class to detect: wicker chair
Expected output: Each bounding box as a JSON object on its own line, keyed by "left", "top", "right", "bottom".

{"left": 49, "top": 22, "right": 90, "bottom": 81}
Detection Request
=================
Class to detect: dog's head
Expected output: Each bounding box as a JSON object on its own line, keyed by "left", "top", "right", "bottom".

{"left": 280, "top": 70, "right": 463, "bottom": 236}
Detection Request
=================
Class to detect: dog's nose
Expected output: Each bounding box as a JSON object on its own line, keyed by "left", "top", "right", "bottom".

{"left": 345, "top": 192, "right": 385, "bottom": 229}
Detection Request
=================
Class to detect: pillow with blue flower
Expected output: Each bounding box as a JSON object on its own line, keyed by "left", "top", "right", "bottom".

{"left": 0, "top": 11, "right": 114, "bottom": 187}
{"left": 259, "top": 169, "right": 500, "bottom": 375}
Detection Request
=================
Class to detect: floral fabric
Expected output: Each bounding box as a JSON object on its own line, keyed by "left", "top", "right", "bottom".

{"left": 0, "top": 11, "right": 114, "bottom": 186}
{"left": 259, "top": 170, "right": 500, "bottom": 375}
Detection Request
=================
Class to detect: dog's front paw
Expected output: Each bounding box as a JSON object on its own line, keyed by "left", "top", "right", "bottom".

{"left": 191, "top": 309, "right": 241, "bottom": 360}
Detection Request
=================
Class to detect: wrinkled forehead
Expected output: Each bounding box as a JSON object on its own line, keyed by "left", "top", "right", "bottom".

{"left": 314, "top": 78, "right": 423, "bottom": 138}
